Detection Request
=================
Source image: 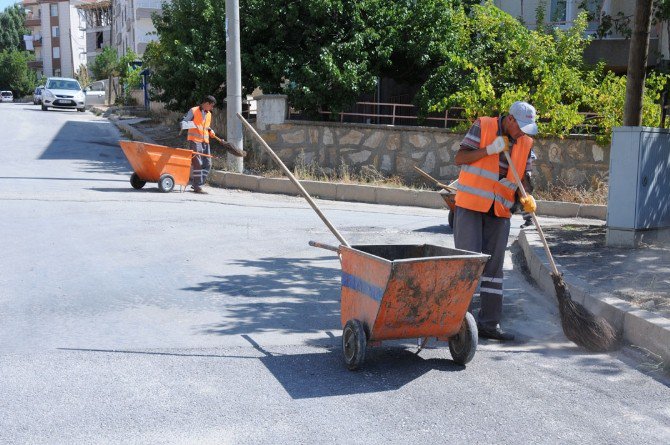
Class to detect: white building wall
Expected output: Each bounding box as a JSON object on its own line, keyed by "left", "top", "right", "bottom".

{"left": 69, "top": 3, "right": 86, "bottom": 75}
{"left": 41, "top": 3, "right": 52, "bottom": 76}
{"left": 58, "top": 1, "right": 73, "bottom": 77}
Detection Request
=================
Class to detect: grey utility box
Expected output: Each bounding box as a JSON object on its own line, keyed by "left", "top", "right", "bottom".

{"left": 607, "top": 126, "right": 670, "bottom": 247}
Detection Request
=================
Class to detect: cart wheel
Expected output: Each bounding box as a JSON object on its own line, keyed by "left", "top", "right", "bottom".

{"left": 158, "top": 174, "right": 175, "bottom": 193}
{"left": 342, "top": 319, "right": 367, "bottom": 370}
{"left": 130, "top": 173, "right": 146, "bottom": 189}
{"left": 449, "top": 312, "right": 478, "bottom": 365}
{"left": 448, "top": 210, "right": 454, "bottom": 229}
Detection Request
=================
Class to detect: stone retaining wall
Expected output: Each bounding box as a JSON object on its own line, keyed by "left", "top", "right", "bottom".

{"left": 255, "top": 120, "right": 609, "bottom": 190}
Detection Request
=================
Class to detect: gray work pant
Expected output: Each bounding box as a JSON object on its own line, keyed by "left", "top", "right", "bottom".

{"left": 189, "top": 141, "right": 211, "bottom": 187}
{"left": 453, "top": 205, "right": 511, "bottom": 328}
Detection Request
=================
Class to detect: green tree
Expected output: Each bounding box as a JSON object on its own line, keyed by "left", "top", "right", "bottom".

{"left": 0, "top": 49, "right": 37, "bottom": 96}
{"left": 242, "top": 0, "right": 376, "bottom": 116}
{"left": 143, "top": 0, "right": 227, "bottom": 111}
{"left": 0, "top": 4, "right": 27, "bottom": 52}
{"left": 90, "top": 46, "right": 119, "bottom": 104}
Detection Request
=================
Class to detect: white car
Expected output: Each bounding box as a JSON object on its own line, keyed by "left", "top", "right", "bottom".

{"left": 33, "top": 86, "right": 44, "bottom": 105}
{"left": 1, "top": 91, "right": 13, "bottom": 103}
{"left": 41, "top": 77, "right": 86, "bottom": 112}
{"left": 84, "top": 81, "right": 107, "bottom": 105}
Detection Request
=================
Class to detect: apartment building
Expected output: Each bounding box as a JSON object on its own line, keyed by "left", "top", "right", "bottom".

{"left": 23, "top": 0, "right": 87, "bottom": 79}
{"left": 74, "top": 0, "right": 112, "bottom": 67}
{"left": 495, "top": 0, "right": 668, "bottom": 72}
{"left": 112, "top": 0, "right": 165, "bottom": 57}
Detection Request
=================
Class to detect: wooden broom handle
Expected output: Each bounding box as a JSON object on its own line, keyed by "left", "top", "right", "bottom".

{"left": 503, "top": 150, "right": 560, "bottom": 275}
{"left": 236, "top": 113, "right": 350, "bottom": 248}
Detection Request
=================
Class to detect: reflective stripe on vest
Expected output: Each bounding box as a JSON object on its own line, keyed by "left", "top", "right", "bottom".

{"left": 187, "top": 106, "right": 212, "bottom": 143}
{"left": 455, "top": 116, "right": 533, "bottom": 218}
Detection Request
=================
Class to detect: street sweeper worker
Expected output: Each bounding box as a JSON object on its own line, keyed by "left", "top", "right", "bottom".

{"left": 453, "top": 101, "right": 538, "bottom": 341}
{"left": 181, "top": 95, "right": 218, "bottom": 194}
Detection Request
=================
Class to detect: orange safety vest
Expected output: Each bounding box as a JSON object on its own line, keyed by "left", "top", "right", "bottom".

{"left": 187, "top": 106, "right": 213, "bottom": 143}
{"left": 455, "top": 116, "right": 533, "bottom": 219}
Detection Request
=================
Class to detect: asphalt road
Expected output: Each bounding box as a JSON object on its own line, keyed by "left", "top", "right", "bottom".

{"left": 1, "top": 103, "right": 668, "bottom": 444}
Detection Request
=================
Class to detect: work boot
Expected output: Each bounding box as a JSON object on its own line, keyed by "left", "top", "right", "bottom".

{"left": 520, "top": 218, "right": 533, "bottom": 228}
{"left": 477, "top": 323, "right": 515, "bottom": 341}
{"left": 191, "top": 185, "right": 207, "bottom": 194}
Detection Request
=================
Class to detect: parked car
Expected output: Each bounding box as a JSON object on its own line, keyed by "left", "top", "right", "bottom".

{"left": 41, "top": 77, "right": 86, "bottom": 112}
{"left": 33, "top": 86, "right": 44, "bottom": 105}
{"left": 84, "top": 81, "right": 106, "bottom": 106}
{"left": 1, "top": 91, "right": 13, "bottom": 103}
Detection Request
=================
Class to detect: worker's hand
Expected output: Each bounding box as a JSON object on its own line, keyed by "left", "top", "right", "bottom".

{"left": 485, "top": 136, "right": 508, "bottom": 155}
{"left": 520, "top": 195, "right": 537, "bottom": 213}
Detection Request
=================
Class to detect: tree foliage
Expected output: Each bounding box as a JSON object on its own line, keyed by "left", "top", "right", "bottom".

{"left": 90, "top": 46, "right": 120, "bottom": 81}
{"left": 0, "top": 4, "right": 27, "bottom": 52}
{"left": 0, "top": 49, "right": 37, "bottom": 96}
{"left": 145, "top": 0, "right": 667, "bottom": 142}
{"left": 242, "top": 0, "right": 375, "bottom": 115}
{"left": 143, "top": 0, "right": 228, "bottom": 111}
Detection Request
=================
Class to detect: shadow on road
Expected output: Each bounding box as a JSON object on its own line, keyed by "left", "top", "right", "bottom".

{"left": 243, "top": 334, "right": 466, "bottom": 399}
{"left": 187, "top": 256, "right": 342, "bottom": 335}
{"left": 38, "top": 120, "right": 129, "bottom": 176}
{"left": 413, "top": 224, "right": 452, "bottom": 234}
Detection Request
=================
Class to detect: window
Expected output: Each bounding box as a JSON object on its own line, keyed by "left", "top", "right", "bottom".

{"left": 53, "top": 46, "right": 60, "bottom": 59}
{"left": 54, "top": 69, "right": 61, "bottom": 76}
{"left": 50, "top": 4, "right": 58, "bottom": 17}
{"left": 52, "top": 26, "right": 59, "bottom": 38}
{"left": 96, "top": 31, "right": 103, "bottom": 49}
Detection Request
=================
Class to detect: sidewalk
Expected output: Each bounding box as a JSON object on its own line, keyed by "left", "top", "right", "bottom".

{"left": 518, "top": 223, "right": 670, "bottom": 369}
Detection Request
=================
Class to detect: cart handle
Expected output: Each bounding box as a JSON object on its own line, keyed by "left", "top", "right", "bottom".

{"left": 309, "top": 240, "right": 340, "bottom": 253}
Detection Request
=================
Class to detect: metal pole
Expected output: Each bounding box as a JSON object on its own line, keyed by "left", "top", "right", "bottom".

{"left": 225, "top": 0, "right": 243, "bottom": 172}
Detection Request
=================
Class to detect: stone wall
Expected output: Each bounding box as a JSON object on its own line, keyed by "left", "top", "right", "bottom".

{"left": 257, "top": 120, "right": 610, "bottom": 191}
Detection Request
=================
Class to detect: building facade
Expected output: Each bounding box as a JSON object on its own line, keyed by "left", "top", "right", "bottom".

{"left": 23, "top": 0, "right": 87, "bottom": 79}
{"left": 74, "top": 0, "right": 112, "bottom": 68}
{"left": 111, "top": 0, "right": 164, "bottom": 57}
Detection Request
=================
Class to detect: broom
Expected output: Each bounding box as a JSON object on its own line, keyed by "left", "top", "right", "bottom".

{"left": 503, "top": 149, "right": 619, "bottom": 352}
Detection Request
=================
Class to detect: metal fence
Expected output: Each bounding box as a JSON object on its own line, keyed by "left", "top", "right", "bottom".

{"left": 292, "top": 101, "right": 605, "bottom": 136}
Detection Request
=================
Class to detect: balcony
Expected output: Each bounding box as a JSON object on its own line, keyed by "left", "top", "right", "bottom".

{"left": 26, "top": 18, "right": 41, "bottom": 27}
{"left": 33, "top": 37, "right": 42, "bottom": 47}
{"left": 136, "top": 0, "right": 164, "bottom": 19}
{"left": 23, "top": 0, "right": 39, "bottom": 5}
{"left": 28, "top": 59, "right": 43, "bottom": 68}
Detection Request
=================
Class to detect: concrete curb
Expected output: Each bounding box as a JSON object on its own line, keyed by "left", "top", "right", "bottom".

{"left": 518, "top": 229, "right": 670, "bottom": 366}
{"left": 92, "top": 106, "right": 157, "bottom": 144}
{"left": 209, "top": 171, "right": 607, "bottom": 218}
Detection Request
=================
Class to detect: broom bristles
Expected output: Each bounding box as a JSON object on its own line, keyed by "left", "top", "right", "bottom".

{"left": 551, "top": 273, "right": 619, "bottom": 352}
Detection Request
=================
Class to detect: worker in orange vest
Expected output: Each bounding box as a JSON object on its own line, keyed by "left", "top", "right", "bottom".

{"left": 453, "top": 101, "right": 538, "bottom": 341}
{"left": 181, "top": 95, "right": 218, "bottom": 194}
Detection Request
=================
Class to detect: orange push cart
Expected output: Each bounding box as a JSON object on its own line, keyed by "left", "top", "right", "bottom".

{"left": 310, "top": 241, "right": 489, "bottom": 370}
{"left": 119, "top": 140, "right": 201, "bottom": 193}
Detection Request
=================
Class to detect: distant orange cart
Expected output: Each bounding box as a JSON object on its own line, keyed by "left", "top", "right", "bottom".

{"left": 310, "top": 241, "right": 489, "bottom": 369}
{"left": 119, "top": 140, "right": 203, "bottom": 193}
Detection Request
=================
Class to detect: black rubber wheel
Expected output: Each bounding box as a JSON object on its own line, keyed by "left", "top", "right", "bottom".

{"left": 41, "top": 104, "right": 47, "bottom": 111}
{"left": 130, "top": 173, "right": 146, "bottom": 189}
{"left": 342, "top": 319, "right": 367, "bottom": 370}
{"left": 77, "top": 108, "right": 85, "bottom": 113}
{"left": 157, "top": 174, "right": 175, "bottom": 193}
{"left": 449, "top": 312, "right": 478, "bottom": 365}
{"left": 448, "top": 210, "right": 454, "bottom": 229}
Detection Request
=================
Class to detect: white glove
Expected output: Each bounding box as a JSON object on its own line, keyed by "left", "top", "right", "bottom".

{"left": 486, "top": 136, "right": 508, "bottom": 155}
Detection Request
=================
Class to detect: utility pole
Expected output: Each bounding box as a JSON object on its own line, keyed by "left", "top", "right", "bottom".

{"left": 225, "top": 0, "right": 243, "bottom": 172}
{"left": 623, "top": 0, "right": 654, "bottom": 126}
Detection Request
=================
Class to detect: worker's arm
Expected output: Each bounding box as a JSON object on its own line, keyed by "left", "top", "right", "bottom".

{"left": 455, "top": 136, "right": 507, "bottom": 165}
{"left": 180, "top": 109, "right": 196, "bottom": 130}
{"left": 455, "top": 147, "right": 490, "bottom": 165}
